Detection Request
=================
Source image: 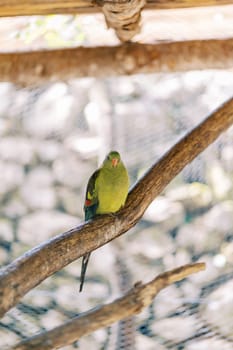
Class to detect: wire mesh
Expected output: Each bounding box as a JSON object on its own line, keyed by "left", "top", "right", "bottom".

{"left": 0, "top": 71, "right": 233, "bottom": 349}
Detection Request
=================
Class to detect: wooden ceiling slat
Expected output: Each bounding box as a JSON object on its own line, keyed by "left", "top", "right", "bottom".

{"left": 0, "top": 38, "right": 232, "bottom": 86}
{"left": 0, "top": 0, "right": 232, "bottom": 17}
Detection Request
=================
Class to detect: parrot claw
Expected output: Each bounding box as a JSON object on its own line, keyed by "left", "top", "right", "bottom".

{"left": 108, "top": 212, "right": 118, "bottom": 218}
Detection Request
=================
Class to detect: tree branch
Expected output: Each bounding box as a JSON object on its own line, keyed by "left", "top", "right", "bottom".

{"left": 0, "top": 0, "right": 232, "bottom": 16}
{"left": 0, "top": 96, "right": 232, "bottom": 318}
{"left": 1, "top": 39, "right": 233, "bottom": 86}
{"left": 0, "top": 98, "right": 233, "bottom": 316}
{"left": 12, "top": 263, "right": 206, "bottom": 350}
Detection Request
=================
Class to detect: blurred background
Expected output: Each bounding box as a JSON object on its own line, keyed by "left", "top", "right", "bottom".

{"left": 0, "top": 7, "right": 233, "bottom": 350}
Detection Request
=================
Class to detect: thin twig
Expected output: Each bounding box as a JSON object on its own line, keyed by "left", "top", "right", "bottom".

{"left": 12, "top": 263, "right": 206, "bottom": 350}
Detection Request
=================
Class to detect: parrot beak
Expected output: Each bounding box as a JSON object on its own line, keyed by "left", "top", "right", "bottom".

{"left": 111, "top": 158, "right": 119, "bottom": 168}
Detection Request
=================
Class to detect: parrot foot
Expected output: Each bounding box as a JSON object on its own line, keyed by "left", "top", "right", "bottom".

{"left": 108, "top": 212, "right": 118, "bottom": 218}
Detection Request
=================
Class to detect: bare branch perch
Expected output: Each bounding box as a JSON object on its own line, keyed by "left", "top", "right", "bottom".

{"left": 0, "top": 97, "right": 232, "bottom": 319}
{"left": 12, "top": 263, "right": 206, "bottom": 350}
{"left": 0, "top": 0, "right": 232, "bottom": 17}
{"left": 1, "top": 39, "right": 233, "bottom": 86}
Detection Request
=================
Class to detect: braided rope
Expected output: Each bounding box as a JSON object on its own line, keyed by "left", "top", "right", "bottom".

{"left": 102, "top": 0, "right": 146, "bottom": 41}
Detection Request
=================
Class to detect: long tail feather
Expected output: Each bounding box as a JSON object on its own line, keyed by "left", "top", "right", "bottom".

{"left": 79, "top": 252, "right": 91, "bottom": 292}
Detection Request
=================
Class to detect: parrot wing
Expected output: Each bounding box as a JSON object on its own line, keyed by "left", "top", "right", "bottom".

{"left": 80, "top": 169, "right": 100, "bottom": 292}
{"left": 84, "top": 169, "right": 100, "bottom": 221}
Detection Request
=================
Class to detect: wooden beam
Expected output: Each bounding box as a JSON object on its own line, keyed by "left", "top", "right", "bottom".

{"left": 146, "top": 0, "right": 233, "bottom": 10}
{"left": 0, "top": 0, "right": 232, "bottom": 17}
{"left": 0, "top": 39, "right": 233, "bottom": 86}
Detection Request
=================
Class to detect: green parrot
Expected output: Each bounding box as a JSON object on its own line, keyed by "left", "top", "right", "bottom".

{"left": 79, "top": 151, "right": 129, "bottom": 292}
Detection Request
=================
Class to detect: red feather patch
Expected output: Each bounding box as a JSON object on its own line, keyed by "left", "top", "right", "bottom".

{"left": 85, "top": 199, "right": 92, "bottom": 207}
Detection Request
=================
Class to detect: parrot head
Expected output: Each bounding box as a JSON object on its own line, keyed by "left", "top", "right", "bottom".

{"left": 104, "top": 151, "right": 121, "bottom": 168}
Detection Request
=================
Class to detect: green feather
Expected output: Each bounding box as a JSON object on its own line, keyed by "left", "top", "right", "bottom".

{"left": 84, "top": 170, "right": 99, "bottom": 221}
{"left": 80, "top": 151, "right": 129, "bottom": 292}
